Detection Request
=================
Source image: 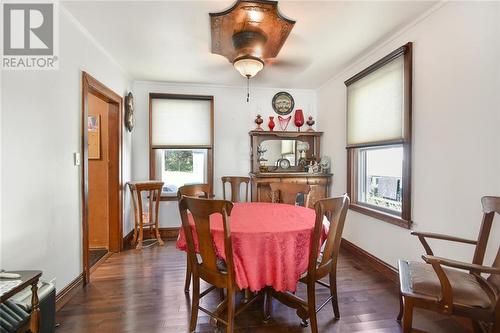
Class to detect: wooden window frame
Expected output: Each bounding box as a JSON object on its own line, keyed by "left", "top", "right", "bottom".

{"left": 149, "top": 93, "right": 214, "bottom": 201}
{"left": 345, "top": 42, "right": 412, "bottom": 229}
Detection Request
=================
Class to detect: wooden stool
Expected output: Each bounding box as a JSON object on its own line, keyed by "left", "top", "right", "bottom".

{"left": 128, "top": 181, "right": 165, "bottom": 249}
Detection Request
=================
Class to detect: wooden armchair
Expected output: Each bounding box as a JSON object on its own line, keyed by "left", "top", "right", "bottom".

{"left": 265, "top": 195, "right": 350, "bottom": 333}
{"left": 270, "top": 182, "right": 311, "bottom": 207}
{"left": 179, "top": 197, "right": 257, "bottom": 333}
{"left": 222, "top": 176, "right": 250, "bottom": 202}
{"left": 398, "top": 196, "right": 500, "bottom": 333}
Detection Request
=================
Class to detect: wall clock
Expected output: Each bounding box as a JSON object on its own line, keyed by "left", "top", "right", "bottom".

{"left": 272, "top": 91, "right": 294, "bottom": 115}
{"left": 125, "top": 92, "right": 135, "bottom": 132}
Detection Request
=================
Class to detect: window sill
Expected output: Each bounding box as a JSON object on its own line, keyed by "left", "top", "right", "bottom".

{"left": 349, "top": 203, "right": 411, "bottom": 229}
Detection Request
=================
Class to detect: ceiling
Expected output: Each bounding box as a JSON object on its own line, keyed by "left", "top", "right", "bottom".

{"left": 62, "top": 1, "right": 436, "bottom": 89}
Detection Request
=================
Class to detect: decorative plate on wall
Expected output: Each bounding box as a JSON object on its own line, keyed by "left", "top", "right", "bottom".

{"left": 272, "top": 91, "right": 294, "bottom": 115}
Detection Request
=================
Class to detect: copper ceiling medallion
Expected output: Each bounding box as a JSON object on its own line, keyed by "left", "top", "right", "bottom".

{"left": 210, "top": 0, "right": 296, "bottom": 101}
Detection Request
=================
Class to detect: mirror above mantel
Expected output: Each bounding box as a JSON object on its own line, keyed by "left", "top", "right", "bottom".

{"left": 249, "top": 131, "right": 324, "bottom": 174}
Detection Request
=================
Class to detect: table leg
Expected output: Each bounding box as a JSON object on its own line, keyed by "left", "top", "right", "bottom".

{"left": 29, "top": 282, "right": 40, "bottom": 333}
{"left": 263, "top": 287, "right": 272, "bottom": 322}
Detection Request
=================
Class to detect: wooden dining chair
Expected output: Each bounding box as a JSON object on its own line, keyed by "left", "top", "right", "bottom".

{"left": 178, "top": 183, "right": 212, "bottom": 293}
{"left": 265, "top": 195, "right": 350, "bottom": 333}
{"left": 179, "top": 196, "right": 257, "bottom": 333}
{"left": 222, "top": 176, "right": 250, "bottom": 202}
{"left": 398, "top": 196, "right": 500, "bottom": 333}
{"left": 177, "top": 183, "right": 211, "bottom": 200}
{"left": 269, "top": 182, "right": 311, "bottom": 207}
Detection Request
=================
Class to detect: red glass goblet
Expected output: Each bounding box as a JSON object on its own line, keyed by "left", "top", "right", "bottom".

{"left": 294, "top": 109, "right": 304, "bottom": 131}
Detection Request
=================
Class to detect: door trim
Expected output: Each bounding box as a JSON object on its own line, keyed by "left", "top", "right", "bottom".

{"left": 81, "top": 71, "right": 123, "bottom": 284}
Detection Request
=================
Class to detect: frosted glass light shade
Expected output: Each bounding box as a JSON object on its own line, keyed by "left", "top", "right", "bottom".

{"left": 151, "top": 98, "right": 212, "bottom": 147}
{"left": 347, "top": 56, "right": 405, "bottom": 147}
{"left": 234, "top": 57, "right": 264, "bottom": 78}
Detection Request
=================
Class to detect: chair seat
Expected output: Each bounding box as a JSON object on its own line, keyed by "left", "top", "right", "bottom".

{"left": 401, "top": 260, "right": 491, "bottom": 309}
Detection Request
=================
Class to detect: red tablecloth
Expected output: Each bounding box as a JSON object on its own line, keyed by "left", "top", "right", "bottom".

{"left": 176, "top": 202, "right": 327, "bottom": 292}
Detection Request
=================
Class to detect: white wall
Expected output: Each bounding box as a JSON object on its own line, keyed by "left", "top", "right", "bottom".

{"left": 131, "top": 81, "right": 316, "bottom": 230}
{"left": 0, "top": 7, "right": 132, "bottom": 290}
{"left": 317, "top": 2, "right": 500, "bottom": 268}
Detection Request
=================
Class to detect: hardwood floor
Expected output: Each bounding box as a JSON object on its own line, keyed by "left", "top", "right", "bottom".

{"left": 56, "top": 241, "right": 471, "bottom": 333}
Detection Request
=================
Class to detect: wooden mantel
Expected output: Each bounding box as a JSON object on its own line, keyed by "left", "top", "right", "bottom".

{"left": 249, "top": 130, "right": 332, "bottom": 208}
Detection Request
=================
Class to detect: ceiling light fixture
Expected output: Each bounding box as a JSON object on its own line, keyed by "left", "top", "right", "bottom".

{"left": 234, "top": 56, "right": 264, "bottom": 101}
{"left": 210, "top": 0, "right": 295, "bottom": 102}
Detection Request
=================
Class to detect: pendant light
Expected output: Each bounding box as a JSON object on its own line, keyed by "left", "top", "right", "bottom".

{"left": 233, "top": 56, "right": 264, "bottom": 102}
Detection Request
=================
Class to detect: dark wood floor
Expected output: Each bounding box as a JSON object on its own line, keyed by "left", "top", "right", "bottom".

{"left": 56, "top": 241, "right": 471, "bottom": 333}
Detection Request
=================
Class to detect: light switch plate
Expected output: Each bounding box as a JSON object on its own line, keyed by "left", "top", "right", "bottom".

{"left": 74, "top": 152, "right": 81, "bottom": 166}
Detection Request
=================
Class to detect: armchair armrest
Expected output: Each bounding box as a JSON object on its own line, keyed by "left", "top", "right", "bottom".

{"left": 411, "top": 231, "right": 477, "bottom": 244}
{"left": 422, "top": 255, "right": 500, "bottom": 274}
{"left": 411, "top": 231, "right": 477, "bottom": 255}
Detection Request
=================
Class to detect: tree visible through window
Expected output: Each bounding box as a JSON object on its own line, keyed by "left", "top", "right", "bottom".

{"left": 165, "top": 150, "right": 193, "bottom": 172}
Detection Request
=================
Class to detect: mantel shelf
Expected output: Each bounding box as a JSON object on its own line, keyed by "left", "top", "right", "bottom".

{"left": 249, "top": 131, "right": 323, "bottom": 138}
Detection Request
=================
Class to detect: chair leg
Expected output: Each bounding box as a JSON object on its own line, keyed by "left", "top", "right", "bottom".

{"left": 397, "top": 291, "right": 403, "bottom": 321}
{"left": 226, "top": 289, "right": 236, "bottom": 333}
{"left": 329, "top": 272, "right": 340, "bottom": 320}
{"left": 219, "top": 288, "right": 225, "bottom": 300}
{"left": 493, "top": 310, "right": 500, "bottom": 333}
{"left": 184, "top": 256, "right": 191, "bottom": 293}
{"left": 307, "top": 282, "right": 318, "bottom": 333}
{"left": 401, "top": 297, "right": 414, "bottom": 333}
{"left": 189, "top": 276, "right": 200, "bottom": 333}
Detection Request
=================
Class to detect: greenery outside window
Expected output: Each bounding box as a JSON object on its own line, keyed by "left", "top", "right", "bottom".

{"left": 149, "top": 94, "right": 214, "bottom": 200}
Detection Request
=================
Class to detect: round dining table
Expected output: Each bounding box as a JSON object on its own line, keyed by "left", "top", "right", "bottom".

{"left": 176, "top": 202, "right": 327, "bottom": 293}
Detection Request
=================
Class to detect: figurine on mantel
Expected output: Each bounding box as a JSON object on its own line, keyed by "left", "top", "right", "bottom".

{"left": 306, "top": 116, "right": 315, "bottom": 132}
{"left": 254, "top": 115, "right": 264, "bottom": 131}
{"left": 307, "top": 160, "right": 321, "bottom": 173}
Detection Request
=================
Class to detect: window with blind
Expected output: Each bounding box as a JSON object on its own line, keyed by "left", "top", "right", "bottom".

{"left": 345, "top": 42, "right": 412, "bottom": 228}
{"left": 149, "top": 94, "right": 214, "bottom": 199}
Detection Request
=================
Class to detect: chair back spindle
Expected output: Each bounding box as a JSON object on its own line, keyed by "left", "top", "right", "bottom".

{"left": 475, "top": 196, "right": 500, "bottom": 292}
{"left": 222, "top": 176, "right": 250, "bottom": 202}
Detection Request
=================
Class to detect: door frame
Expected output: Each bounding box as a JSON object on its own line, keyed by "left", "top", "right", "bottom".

{"left": 81, "top": 71, "right": 123, "bottom": 284}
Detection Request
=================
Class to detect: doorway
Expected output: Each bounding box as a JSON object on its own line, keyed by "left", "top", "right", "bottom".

{"left": 82, "top": 72, "right": 123, "bottom": 284}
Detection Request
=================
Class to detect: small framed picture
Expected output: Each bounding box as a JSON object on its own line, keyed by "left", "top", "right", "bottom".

{"left": 88, "top": 115, "right": 101, "bottom": 159}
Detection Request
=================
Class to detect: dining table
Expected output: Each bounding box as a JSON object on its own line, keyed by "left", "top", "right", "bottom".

{"left": 176, "top": 201, "right": 328, "bottom": 323}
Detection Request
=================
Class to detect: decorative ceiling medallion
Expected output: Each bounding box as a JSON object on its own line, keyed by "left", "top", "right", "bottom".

{"left": 209, "top": 0, "right": 296, "bottom": 64}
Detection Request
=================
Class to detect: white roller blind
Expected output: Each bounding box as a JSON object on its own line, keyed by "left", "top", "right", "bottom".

{"left": 347, "top": 55, "right": 405, "bottom": 147}
{"left": 151, "top": 98, "right": 212, "bottom": 147}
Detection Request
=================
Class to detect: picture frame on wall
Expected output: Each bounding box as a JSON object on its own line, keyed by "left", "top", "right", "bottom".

{"left": 88, "top": 115, "right": 101, "bottom": 159}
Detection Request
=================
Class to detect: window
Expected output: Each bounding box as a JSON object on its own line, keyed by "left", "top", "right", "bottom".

{"left": 345, "top": 43, "right": 412, "bottom": 228}
{"left": 149, "top": 94, "right": 214, "bottom": 200}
